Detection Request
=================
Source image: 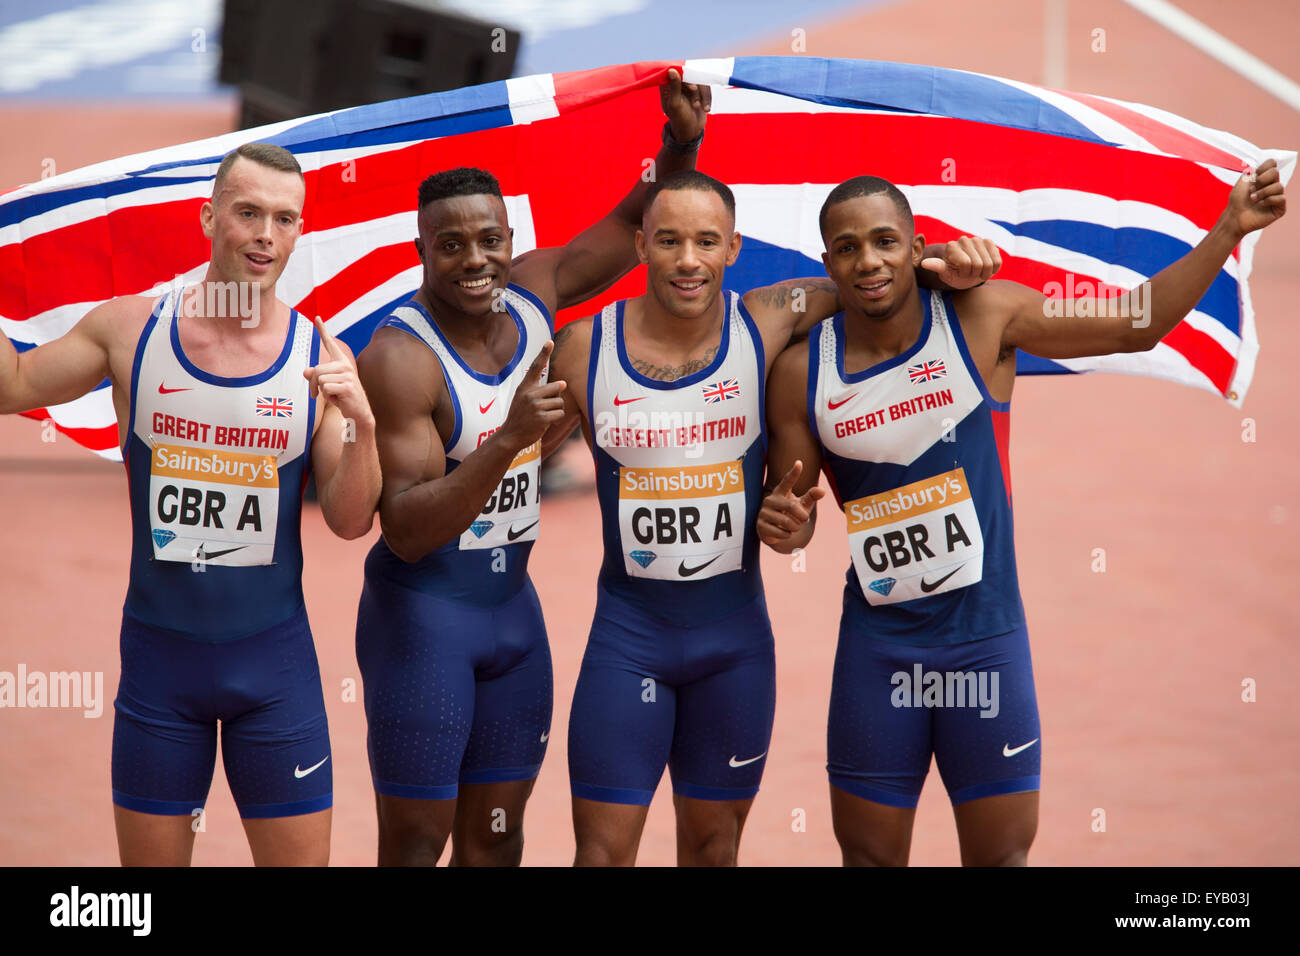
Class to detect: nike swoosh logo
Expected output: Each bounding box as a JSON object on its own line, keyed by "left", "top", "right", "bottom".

{"left": 194, "top": 545, "right": 247, "bottom": 561}
{"left": 1003, "top": 739, "right": 1039, "bottom": 758}
{"left": 539, "top": 731, "right": 549, "bottom": 743}
{"left": 678, "top": 555, "right": 721, "bottom": 577}
{"left": 827, "top": 393, "right": 858, "bottom": 410}
{"left": 479, "top": 398, "right": 496, "bottom": 414}
{"left": 506, "top": 520, "right": 539, "bottom": 541}
{"left": 294, "top": 755, "right": 329, "bottom": 778}
{"left": 158, "top": 384, "right": 192, "bottom": 394}
{"left": 919, "top": 563, "right": 965, "bottom": 593}
{"left": 729, "top": 753, "right": 766, "bottom": 768}
{"left": 613, "top": 395, "right": 644, "bottom": 406}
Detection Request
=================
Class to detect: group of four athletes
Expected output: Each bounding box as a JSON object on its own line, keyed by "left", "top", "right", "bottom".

{"left": 1, "top": 69, "right": 1284, "bottom": 865}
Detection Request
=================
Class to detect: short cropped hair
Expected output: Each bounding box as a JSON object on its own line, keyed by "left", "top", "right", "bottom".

{"left": 212, "top": 142, "right": 303, "bottom": 197}
{"left": 645, "top": 170, "right": 736, "bottom": 221}
{"left": 417, "top": 167, "right": 503, "bottom": 211}
{"left": 818, "top": 176, "right": 914, "bottom": 237}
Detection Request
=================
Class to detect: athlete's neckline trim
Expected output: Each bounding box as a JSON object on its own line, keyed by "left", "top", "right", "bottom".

{"left": 834, "top": 292, "right": 934, "bottom": 384}
{"left": 167, "top": 287, "right": 298, "bottom": 387}
{"left": 614, "top": 292, "right": 733, "bottom": 390}
{"left": 407, "top": 291, "right": 528, "bottom": 386}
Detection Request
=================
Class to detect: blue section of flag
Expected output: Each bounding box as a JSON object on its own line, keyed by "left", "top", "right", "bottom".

{"left": 991, "top": 218, "right": 1240, "bottom": 333}
{"left": 728, "top": 57, "right": 1107, "bottom": 145}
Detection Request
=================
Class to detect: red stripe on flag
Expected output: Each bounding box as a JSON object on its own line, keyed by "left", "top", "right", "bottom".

{"left": 551, "top": 62, "right": 683, "bottom": 113}
{"left": 1, "top": 197, "right": 208, "bottom": 317}
{"left": 1054, "top": 90, "right": 1246, "bottom": 172}
{"left": 295, "top": 241, "right": 419, "bottom": 321}
{"left": 701, "top": 113, "right": 1231, "bottom": 230}
{"left": 18, "top": 409, "right": 119, "bottom": 451}
{"left": 1160, "top": 320, "right": 1235, "bottom": 394}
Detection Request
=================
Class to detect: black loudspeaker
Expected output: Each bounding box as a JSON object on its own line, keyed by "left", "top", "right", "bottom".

{"left": 220, "top": 0, "right": 521, "bottom": 130}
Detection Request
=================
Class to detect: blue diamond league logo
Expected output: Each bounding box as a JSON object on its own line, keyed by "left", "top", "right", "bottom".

{"left": 630, "top": 550, "right": 657, "bottom": 568}
{"left": 469, "top": 520, "right": 494, "bottom": 538}
{"left": 151, "top": 528, "right": 176, "bottom": 549}
{"left": 868, "top": 577, "right": 896, "bottom": 596}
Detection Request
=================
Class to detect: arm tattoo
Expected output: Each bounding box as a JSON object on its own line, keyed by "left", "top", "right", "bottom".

{"left": 752, "top": 279, "right": 837, "bottom": 312}
{"left": 630, "top": 344, "right": 719, "bottom": 382}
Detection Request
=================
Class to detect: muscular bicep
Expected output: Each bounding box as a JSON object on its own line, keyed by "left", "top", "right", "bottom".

{"left": 358, "top": 332, "right": 447, "bottom": 518}
{"left": 764, "top": 342, "right": 821, "bottom": 497}
{"left": 2, "top": 301, "right": 116, "bottom": 414}
{"left": 743, "top": 279, "right": 840, "bottom": 367}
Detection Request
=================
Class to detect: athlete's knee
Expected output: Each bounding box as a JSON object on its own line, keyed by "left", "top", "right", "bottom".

{"left": 377, "top": 816, "right": 451, "bottom": 866}
{"left": 961, "top": 836, "right": 1033, "bottom": 867}
{"left": 837, "top": 839, "right": 909, "bottom": 867}
{"left": 452, "top": 822, "right": 526, "bottom": 867}
{"left": 833, "top": 818, "right": 910, "bottom": 867}
{"left": 573, "top": 826, "right": 642, "bottom": 866}
{"left": 678, "top": 828, "right": 740, "bottom": 867}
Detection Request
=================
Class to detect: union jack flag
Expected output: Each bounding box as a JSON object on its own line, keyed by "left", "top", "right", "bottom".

{"left": 255, "top": 397, "right": 293, "bottom": 418}
{"left": 702, "top": 378, "right": 741, "bottom": 404}
{"left": 908, "top": 360, "right": 947, "bottom": 384}
{"left": 1, "top": 57, "right": 1292, "bottom": 459}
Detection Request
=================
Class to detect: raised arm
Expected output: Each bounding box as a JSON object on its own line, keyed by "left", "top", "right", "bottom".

{"left": 756, "top": 340, "right": 825, "bottom": 555}
{"left": 512, "top": 70, "right": 711, "bottom": 315}
{"left": 998, "top": 160, "right": 1286, "bottom": 359}
{"left": 305, "top": 317, "right": 381, "bottom": 540}
{"left": 0, "top": 298, "right": 120, "bottom": 414}
{"left": 361, "top": 332, "right": 565, "bottom": 562}
{"left": 742, "top": 237, "right": 1004, "bottom": 360}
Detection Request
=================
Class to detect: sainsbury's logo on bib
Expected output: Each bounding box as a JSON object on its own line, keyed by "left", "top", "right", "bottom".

{"left": 617, "top": 460, "right": 745, "bottom": 582}
{"left": 844, "top": 466, "right": 984, "bottom": 606}
{"left": 621, "top": 461, "right": 742, "bottom": 498}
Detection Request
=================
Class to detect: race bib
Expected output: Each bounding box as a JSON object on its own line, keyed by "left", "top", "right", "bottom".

{"left": 618, "top": 459, "right": 744, "bottom": 581}
{"left": 845, "top": 466, "right": 983, "bottom": 605}
{"left": 461, "top": 440, "right": 541, "bottom": 549}
{"left": 148, "top": 442, "right": 279, "bottom": 566}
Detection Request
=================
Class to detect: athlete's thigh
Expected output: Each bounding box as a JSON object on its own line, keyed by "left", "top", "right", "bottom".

{"left": 826, "top": 617, "right": 935, "bottom": 811}
{"left": 242, "top": 808, "right": 332, "bottom": 866}
{"left": 572, "top": 797, "right": 652, "bottom": 867}
{"left": 461, "top": 580, "right": 553, "bottom": 788}
{"left": 111, "top": 616, "right": 219, "bottom": 822}
{"left": 114, "top": 806, "right": 201, "bottom": 867}
{"left": 931, "top": 626, "right": 1041, "bottom": 808}
{"left": 218, "top": 612, "right": 333, "bottom": 822}
{"left": 668, "top": 598, "right": 775, "bottom": 803}
{"left": 374, "top": 793, "right": 457, "bottom": 865}
{"left": 952, "top": 790, "right": 1038, "bottom": 866}
{"left": 672, "top": 794, "right": 756, "bottom": 867}
{"left": 451, "top": 778, "right": 537, "bottom": 864}
{"left": 356, "top": 575, "right": 478, "bottom": 801}
{"left": 828, "top": 782, "right": 918, "bottom": 867}
{"left": 568, "top": 598, "right": 677, "bottom": 808}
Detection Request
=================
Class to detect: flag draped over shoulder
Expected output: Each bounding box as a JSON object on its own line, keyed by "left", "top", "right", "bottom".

{"left": 2, "top": 56, "right": 1293, "bottom": 460}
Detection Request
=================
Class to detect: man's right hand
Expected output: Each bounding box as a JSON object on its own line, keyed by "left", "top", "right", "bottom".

{"left": 499, "top": 340, "right": 567, "bottom": 452}
{"left": 756, "top": 459, "right": 825, "bottom": 548}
